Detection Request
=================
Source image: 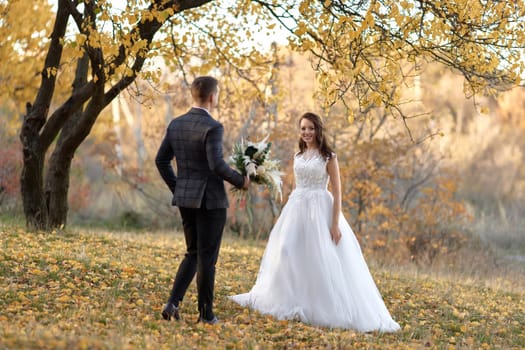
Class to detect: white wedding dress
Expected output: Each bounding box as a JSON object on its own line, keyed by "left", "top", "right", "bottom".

{"left": 229, "top": 151, "right": 401, "bottom": 332}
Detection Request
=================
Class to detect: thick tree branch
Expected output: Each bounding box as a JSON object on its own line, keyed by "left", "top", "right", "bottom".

{"left": 39, "top": 82, "right": 94, "bottom": 151}
{"left": 63, "top": 0, "right": 83, "bottom": 29}
{"left": 22, "top": 0, "right": 70, "bottom": 136}
{"left": 84, "top": 0, "right": 105, "bottom": 87}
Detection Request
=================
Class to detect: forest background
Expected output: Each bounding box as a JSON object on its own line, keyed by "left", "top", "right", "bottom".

{"left": 0, "top": 0, "right": 524, "bottom": 288}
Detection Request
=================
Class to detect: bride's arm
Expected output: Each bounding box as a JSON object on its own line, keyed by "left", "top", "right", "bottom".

{"left": 327, "top": 154, "right": 342, "bottom": 244}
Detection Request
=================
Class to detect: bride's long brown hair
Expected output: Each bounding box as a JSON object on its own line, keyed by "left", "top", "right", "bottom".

{"left": 298, "top": 112, "right": 334, "bottom": 160}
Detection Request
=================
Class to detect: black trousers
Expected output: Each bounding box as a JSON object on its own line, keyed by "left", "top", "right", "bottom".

{"left": 168, "top": 206, "right": 226, "bottom": 319}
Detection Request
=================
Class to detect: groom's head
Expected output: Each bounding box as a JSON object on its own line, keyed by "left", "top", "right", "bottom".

{"left": 191, "top": 76, "right": 219, "bottom": 107}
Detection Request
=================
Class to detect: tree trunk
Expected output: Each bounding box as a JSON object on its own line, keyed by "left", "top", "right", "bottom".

{"left": 19, "top": 2, "right": 70, "bottom": 230}
{"left": 45, "top": 148, "right": 73, "bottom": 227}
{"left": 120, "top": 97, "right": 147, "bottom": 176}
{"left": 111, "top": 97, "right": 124, "bottom": 177}
{"left": 20, "top": 109, "right": 48, "bottom": 230}
{"left": 45, "top": 50, "right": 90, "bottom": 229}
{"left": 266, "top": 42, "right": 279, "bottom": 133}
{"left": 133, "top": 101, "right": 146, "bottom": 177}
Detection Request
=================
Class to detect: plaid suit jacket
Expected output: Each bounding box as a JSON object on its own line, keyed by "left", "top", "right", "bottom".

{"left": 155, "top": 108, "right": 244, "bottom": 209}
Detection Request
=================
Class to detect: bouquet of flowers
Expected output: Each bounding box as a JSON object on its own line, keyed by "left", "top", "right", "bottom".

{"left": 229, "top": 136, "right": 283, "bottom": 201}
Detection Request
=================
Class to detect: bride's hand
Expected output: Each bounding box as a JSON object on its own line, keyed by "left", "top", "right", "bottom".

{"left": 330, "top": 225, "right": 342, "bottom": 245}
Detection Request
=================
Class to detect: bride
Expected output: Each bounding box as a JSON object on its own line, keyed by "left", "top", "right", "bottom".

{"left": 229, "top": 112, "right": 401, "bottom": 332}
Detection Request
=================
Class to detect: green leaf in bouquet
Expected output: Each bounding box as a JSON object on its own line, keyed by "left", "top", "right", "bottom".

{"left": 230, "top": 143, "right": 247, "bottom": 176}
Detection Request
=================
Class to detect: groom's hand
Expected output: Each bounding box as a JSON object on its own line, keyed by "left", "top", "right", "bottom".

{"left": 242, "top": 176, "right": 250, "bottom": 190}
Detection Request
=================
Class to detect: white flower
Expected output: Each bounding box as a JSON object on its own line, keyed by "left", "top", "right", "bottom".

{"left": 245, "top": 162, "right": 257, "bottom": 177}
{"left": 256, "top": 165, "right": 266, "bottom": 176}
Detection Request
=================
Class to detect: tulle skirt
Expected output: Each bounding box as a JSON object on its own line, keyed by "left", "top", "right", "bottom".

{"left": 229, "top": 187, "right": 401, "bottom": 332}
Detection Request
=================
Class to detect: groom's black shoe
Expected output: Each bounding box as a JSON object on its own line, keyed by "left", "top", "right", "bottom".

{"left": 198, "top": 315, "right": 219, "bottom": 325}
{"left": 161, "top": 303, "right": 180, "bottom": 321}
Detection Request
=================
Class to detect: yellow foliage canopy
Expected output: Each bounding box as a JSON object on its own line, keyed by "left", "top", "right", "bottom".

{"left": 0, "top": 0, "right": 54, "bottom": 115}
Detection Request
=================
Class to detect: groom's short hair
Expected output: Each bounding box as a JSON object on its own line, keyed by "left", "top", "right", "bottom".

{"left": 191, "top": 76, "right": 219, "bottom": 102}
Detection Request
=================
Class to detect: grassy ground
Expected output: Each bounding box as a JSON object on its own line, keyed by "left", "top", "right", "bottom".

{"left": 0, "top": 224, "right": 524, "bottom": 349}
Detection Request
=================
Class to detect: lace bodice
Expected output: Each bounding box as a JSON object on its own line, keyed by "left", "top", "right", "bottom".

{"left": 294, "top": 151, "right": 329, "bottom": 190}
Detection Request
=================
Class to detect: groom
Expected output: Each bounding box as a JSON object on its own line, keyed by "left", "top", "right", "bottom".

{"left": 155, "top": 76, "right": 249, "bottom": 324}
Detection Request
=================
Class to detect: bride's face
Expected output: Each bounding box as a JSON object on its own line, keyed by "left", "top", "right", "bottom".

{"left": 300, "top": 118, "right": 317, "bottom": 147}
